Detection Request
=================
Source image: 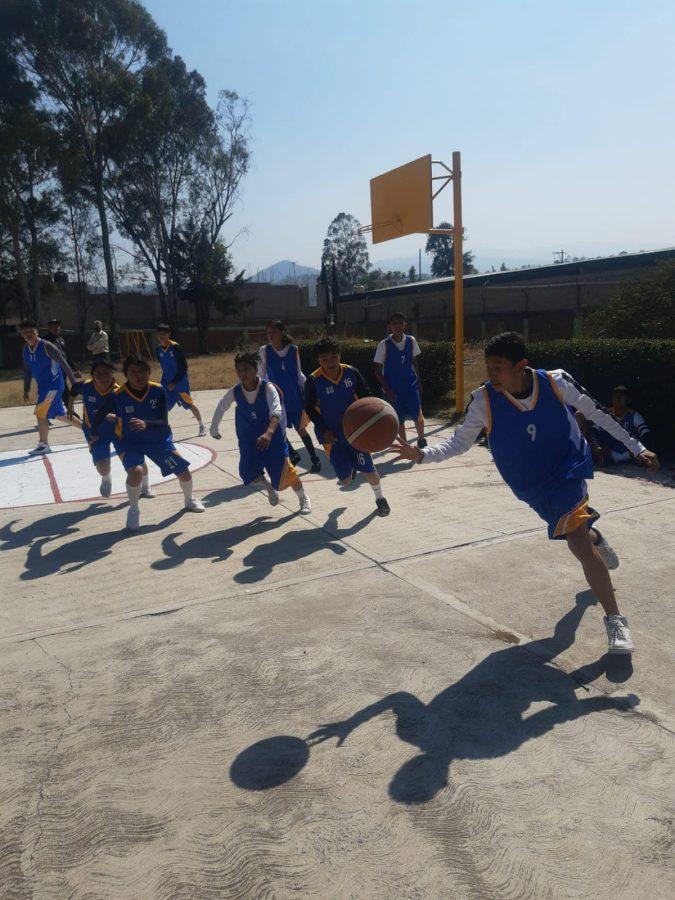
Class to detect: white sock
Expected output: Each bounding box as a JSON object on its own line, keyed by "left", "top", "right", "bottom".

{"left": 101, "top": 474, "right": 111, "bottom": 485}
{"left": 127, "top": 483, "right": 141, "bottom": 510}
{"left": 180, "top": 479, "right": 193, "bottom": 502}
{"left": 371, "top": 482, "right": 383, "bottom": 500}
{"left": 141, "top": 473, "right": 149, "bottom": 491}
{"left": 295, "top": 486, "right": 307, "bottom": 501}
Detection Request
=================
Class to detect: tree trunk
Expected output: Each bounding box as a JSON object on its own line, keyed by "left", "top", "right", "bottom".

{"left": 27, "top": 220, "right": 41, "bottom": 321}
{"left": 196, "top": 298, "right": 209, "bottom": 355}
{"left": 153, "top": 271, "right": 169, "bottom": 322}
{"left": 9, "top": 221, "right": 30, "bottom": 320}
{"left": 93, "top": 175, "right": 119, "bottom": 357}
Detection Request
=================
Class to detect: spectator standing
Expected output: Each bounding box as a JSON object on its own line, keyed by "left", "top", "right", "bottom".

{"left": 87, "top": 320, "right": 109, "bottom": 363}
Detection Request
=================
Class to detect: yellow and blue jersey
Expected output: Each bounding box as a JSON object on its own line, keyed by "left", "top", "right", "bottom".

{"left": 92, "top": 381, "right": 172, "bottom": 448}
{"left": 484, "top": 369, "right": 593, "bottom": 504}
{"left": 79, "top": 379, "right": 118, "bottom": 443}
{"left": 305, "top": 364, "right": 369, "bottom": 437}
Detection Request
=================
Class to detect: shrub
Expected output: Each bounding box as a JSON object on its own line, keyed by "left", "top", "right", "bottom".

{"left": 583, "top": 260, "right": 675, "bottom": 338}
{"left": 527, "top": 338, "right": 675, "bottom": 453}
{"left": 297, "top": 338, "right": 455, "bottom": 403}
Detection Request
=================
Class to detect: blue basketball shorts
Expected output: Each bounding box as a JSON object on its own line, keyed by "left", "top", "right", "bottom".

{"left": 526, "top": 477, "right": 600, "bottom": 540}
{"left": 119, "top": 441, "right": 190, "bottom": 477}
{"left": 35, "top": 386, "right": 66, "bottom": 420}
{"left": 164, "top": 378, "right": 194, "bottom": 410}
{"left": 89, "top": 437, "right": 123, "bottom": 465}
{"left": 391, "top": 386, "right": 422, "bottom": 424}
{"left": 323, "top": 437, "right": 375, "bottom": 482}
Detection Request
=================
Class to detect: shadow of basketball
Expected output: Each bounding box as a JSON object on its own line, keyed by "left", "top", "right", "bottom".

{"left": 230, "top": 736, "right": 310, "bottom": 790}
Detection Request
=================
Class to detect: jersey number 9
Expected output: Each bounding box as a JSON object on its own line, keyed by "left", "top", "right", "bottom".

{"left": 527, "top": 424, "right": 537, "bottom": 442}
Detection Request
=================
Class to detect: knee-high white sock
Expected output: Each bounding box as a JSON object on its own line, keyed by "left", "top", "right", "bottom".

{"left": 180, "top": 478, "right": 193, "bottom": 502}
{"left": 294, "top": 484, "right": 307, "bottom": 500}
{"left": 127, "top": 483, "right": 141, "bottom": 510}
{"left": 141, "top": 472, "right": 149, "bottom": 490}
{"left": 101, "top": 473, "right": 111, "bottom": 485}
{"left": 370, "top": 481, "right": 383, "bottom": 500}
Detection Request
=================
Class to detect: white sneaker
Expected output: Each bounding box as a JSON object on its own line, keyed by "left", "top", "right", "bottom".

{"left": 605, "top": 616, "right": 635, "bottom": 654}
{"left": 592, "top": 528, "right": 619, "bottom": 570}
{"left": 198, "top": 424, "right": 207, "bottom": 437}
{"left": 126, "top": 506, "right": 141, "bottom": 530}
{"left": 100, "top": 478, "right": 112, "bottom": 498}
{"left": 140, "top": 485, "right": 156, "bottom": 499}
{"left": 184, "top": 497, "right": 205, "bottom": 512}
{"left": 299, "top": 495, "right": 312, "bottom": 515}
{"left": 28, "top": 443, "right": 51, "bottom": 456}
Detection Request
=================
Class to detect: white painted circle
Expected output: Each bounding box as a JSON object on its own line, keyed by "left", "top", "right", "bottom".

{"left": 0, "top": 442, "right": 214, "bottom": 509}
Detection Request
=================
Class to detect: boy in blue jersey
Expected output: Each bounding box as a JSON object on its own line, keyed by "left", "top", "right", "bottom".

{"left": 155, "top": 324, "right": 206, "bottom": 436}
{"left": 19, "top": 320, "right": 82, "bottom": 455}
{"left": 395, "top": 332, "right": 660, "bottom": 655}
{"left": 374, "top": 313, "right": 426, "bottom": 448}
{"left": 304, "top": 336, "right": 390, "bottom": 517}
{"left": 210, "top": 351, "right": 312, "bottom": 513}
{"left": 258, "top": 319, "right": 321, "bottom": 472}
{"left": 68, "top": 360, "right": 152, "bottom": 499}
{"left": 91, "top": 356, "right": 205, "bottom": 530}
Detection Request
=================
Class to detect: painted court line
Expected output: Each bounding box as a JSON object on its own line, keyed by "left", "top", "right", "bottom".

{"left": 41, "top": 454, "right": 63, "bottom": 504}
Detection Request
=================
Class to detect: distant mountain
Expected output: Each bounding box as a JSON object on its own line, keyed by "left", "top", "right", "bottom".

{"left": 253, "top": 260, "right": 320, "bottom": 284}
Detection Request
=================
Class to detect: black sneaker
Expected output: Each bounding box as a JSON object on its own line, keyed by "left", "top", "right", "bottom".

{"left": 376, "top": 497, "right": 390, "bottom": 517}
{"left": 417, "top": 438, "right": 427, "bottom": 449}
{"left": 351, "top": 469, "right": 358, "bottom": 482}
{"left": 289, "top": 449, "right": 301, "bottom": 466}
{"left": 310, "top": 458, "right": 321, "bottom": 473}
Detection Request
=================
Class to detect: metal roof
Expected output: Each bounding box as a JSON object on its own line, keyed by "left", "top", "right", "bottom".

{"left": 338, "top": 245, "right": 675, "bottom": 303}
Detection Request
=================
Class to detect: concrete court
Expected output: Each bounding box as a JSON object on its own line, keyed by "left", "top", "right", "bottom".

{"left": 0, "top": 389, "right": 673, "bottom": 900}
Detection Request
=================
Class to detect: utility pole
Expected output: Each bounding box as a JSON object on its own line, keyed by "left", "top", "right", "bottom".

{"left": 553, "top": 250, "right": 567, "bottom": 264}
{"left": 418, "top": 247, "right": 422, "bottom": 281}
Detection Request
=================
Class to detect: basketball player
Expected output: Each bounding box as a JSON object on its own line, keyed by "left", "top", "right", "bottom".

{"left": 90, "top": 356, "right": 205, "bottom": 530}
{"left": 395, "top": 332, "right": 660, "bottom": 654}
{"left": 210, "top": 351, "right": 311, "bottom": 514}
{"left": 258, "top": 319, "right": 321, "bottom": 472}
{"left": 155, "top": 324, "right": 206, "bottom": 435}
{"left": 304, "top": 336, "right": 390, "bottom": 517}
{"left": 374, "top": 312, "right": 426, "bottom": 447}
{"left": 69, "top": 360, "right": 152, "bottom": 499}
{"left": 20, "top": 319, "right": 82, "bottom": 455}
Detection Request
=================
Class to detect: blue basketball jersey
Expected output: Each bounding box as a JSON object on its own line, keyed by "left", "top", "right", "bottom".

{"left": 81, "top": 379, "right": 118, "bottom": 443}
{"left": 310, "top": 365, "right": 360, "bottom": 434}
{"left": 155, "top": 340, "right": 188, "bottom": 388}
{"left": 234, "top": 379, "right": 286, "bottom": 450}
{"left": 382, "top": 335, "right": 418, "bottom": 394}
{"left": 264, "top": 344, "right": 304, "bottom": 416}
{"left": 484, "top": 369, "right": 593, "bottom": 502}
{"left": 23, "top": 340, "right": 64, "bottom": 390}
{"left": 113, "top": 382, "right": 172, "bottom": 447}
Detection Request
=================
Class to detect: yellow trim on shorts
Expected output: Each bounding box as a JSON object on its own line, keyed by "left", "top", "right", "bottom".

{"left": 553, "top": 495, "right": 596, "bottom": 538}
{"left": 179, "top": 391, "right": 194, "bottom": 406}
{"left": 35, "top": 393, "right": 56, "bottom": 419}
{"left": 278, "top": 457, "right": 299, "bottom": 492}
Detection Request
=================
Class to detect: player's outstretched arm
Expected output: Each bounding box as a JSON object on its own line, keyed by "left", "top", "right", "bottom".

{"left": 209, "top": 388, "right": 235, "bottom": 439}
{"left": 394, "top": 389, "right": 487, "bottom": 464}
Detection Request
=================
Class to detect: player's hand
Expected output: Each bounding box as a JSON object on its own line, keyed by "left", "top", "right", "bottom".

{"left": 105, "top": 413, "right": 117, "bottom": 423}
{"left": 129, "top": 417, "right": 147, "bottom": 432}
{"left": 306, "top": 720, "right": 353, "bottom": 747}
{"left": 323, "top": 430, "right": 337, "bottom": 444}
{"left": 74, "top": 370, "right": 83, "bottom": 380}
{"left": 168, "top": 382, "right": 175, "bottom": 391}
{"left": 636, "top": 450, "right": 660, "bottom": 473}
{"left": 210, "top": 429, "right": 221, "bottom": 440}
{"left": 256, "top": 431, "right": 273, "bottom": 451}
{"left": 393, "top": 438, "right": 423, "bottom": 463}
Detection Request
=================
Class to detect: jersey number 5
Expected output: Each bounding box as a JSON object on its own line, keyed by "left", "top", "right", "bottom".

{"left": 527, "top": 424, "right": 537, "bottom": 442}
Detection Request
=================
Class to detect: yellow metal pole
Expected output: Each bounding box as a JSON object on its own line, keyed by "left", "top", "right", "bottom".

{"left": 452, "top": 150, "right": 464, "bottom": 412}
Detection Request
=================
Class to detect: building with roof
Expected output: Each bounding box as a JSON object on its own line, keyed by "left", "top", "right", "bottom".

{"left": 332, "top": 246, "right": 675, "bottom": 341}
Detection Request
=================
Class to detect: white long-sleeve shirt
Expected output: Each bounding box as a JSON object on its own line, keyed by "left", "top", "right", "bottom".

{"left": 210, "top": 380, "right": 285, "bottom": 437}
{"left": 421, "top": 369, "right": 646, "bottom": 464}
{"left": 257, "top": 344, "right": 306, "bottom": 390}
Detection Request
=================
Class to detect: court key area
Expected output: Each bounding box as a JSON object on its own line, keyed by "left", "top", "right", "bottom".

{"left": 0, "top": 391, "right": 673, "bottom": 899}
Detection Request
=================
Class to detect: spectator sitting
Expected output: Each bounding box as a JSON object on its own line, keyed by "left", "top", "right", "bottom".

{"left": 87, "top": 320, "right": 109, "bottom": 362}
{"left": 577, "top": 385, "right": 652, "bottom": 466}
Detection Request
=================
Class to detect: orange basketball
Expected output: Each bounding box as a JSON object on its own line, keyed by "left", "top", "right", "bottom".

{"left": 343, "top": 397, "right": 399, "bottom": 452}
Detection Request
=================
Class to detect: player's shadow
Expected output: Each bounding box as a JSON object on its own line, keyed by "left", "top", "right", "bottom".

{"left": 231, "top": 593, "right": 639, "bottom": 803}
{"left": 0, "top": 503, "right": 117, "bottom": 551}
{"left": 199, "top": 484, "right": 253, "bottom": 508}
{"left": 151, "top": 513, "right": 297, "bottom": 570}
{"left": 233, "top": 506, "right": 377, "bottom": 584}
{"left": 20, "top": 509, "right": 185, "bottom": 579}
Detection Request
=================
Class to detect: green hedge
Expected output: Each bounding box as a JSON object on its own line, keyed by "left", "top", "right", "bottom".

{"left": 296, "top": 339, "right": 455, "bottom": 403}
{"left": 528, "top": 339, "right": 675, "bottom": 452}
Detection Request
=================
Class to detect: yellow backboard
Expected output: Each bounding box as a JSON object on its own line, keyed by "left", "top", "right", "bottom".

{"left": 369, "top": 154, "right": 433, "bottom": 244}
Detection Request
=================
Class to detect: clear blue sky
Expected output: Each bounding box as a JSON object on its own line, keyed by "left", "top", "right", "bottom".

{"left": 143, "top": 0, "right": 675, "bottom": 274}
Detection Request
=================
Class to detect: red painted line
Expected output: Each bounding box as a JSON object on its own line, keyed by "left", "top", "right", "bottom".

{"left": 41, "top": 454, "right": 63, "bottom": 504}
